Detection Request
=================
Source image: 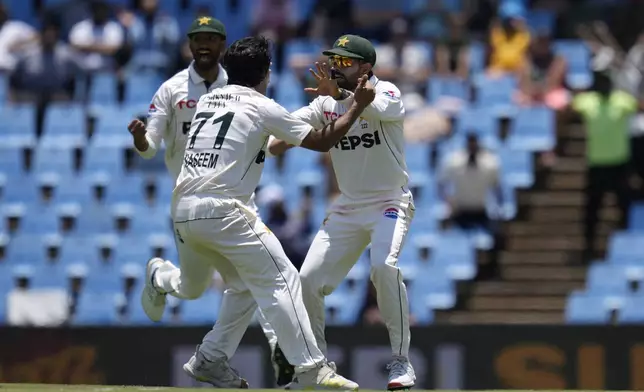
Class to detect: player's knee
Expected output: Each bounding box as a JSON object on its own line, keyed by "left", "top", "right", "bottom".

{"left": 181, "top": 281, "right": 208, "bottom": 299}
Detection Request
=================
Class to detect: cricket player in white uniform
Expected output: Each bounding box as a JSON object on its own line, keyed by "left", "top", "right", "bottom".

{"left": 140, "top": 36, "right": 376, "bottom": 390}
{"left": 266, "top": 35, "right": 417, "bottom": 390}
{"left": 127, "top": 18, "right": 287, "bottom": 387}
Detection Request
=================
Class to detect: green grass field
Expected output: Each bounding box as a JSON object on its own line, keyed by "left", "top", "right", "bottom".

{"left": 0, "top": 386, "right": 438, "bottom": 392}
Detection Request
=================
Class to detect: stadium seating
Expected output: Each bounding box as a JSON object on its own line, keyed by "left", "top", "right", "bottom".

{"left": 0, "top": 0, "right": 596, "bottom": 326}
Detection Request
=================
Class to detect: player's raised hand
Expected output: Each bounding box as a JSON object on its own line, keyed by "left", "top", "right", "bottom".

{"left": 304, "top": 62, "right": 340, "bottom": 98}
{"left": 128, "top": 119, "right": 147, "bottom": 140}
{"left": 353, "top": 75, "right": 375, "bottom": 108}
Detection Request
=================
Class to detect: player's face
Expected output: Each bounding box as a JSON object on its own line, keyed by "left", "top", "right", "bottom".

{"left": 190, "top": 33, "right": 225, "bottom": 70}
{"left": 328, "top": 56, "right": 367, "bottom": 89}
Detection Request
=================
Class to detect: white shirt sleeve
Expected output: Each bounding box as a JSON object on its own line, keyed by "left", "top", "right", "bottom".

{"left": 103, "top": 22, "right": 124, "bottom": 47}
{"left": 291, "top": 98, "right": 326, "bottom": 129}
{"left": 261, "top": 100, "right": 313, "bottom": 146}
{"left": 69, "top": 21, "right": 91, "bottom": 46}
{"left": 137, "top": 83, "right": 171, "bottom": 159}
{"left": 337, "top": 82, "right": 405, "bottom": 122}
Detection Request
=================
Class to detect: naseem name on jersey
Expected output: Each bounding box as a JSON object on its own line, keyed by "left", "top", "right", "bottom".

{"left": 184, "top": 151, "right": 219, "bottom": 169}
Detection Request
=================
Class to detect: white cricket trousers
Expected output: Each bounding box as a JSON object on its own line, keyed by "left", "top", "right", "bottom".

{"left": 156, "top": 194, "right": 325, "bottom": 371}
{"left": 301, "top": 191, "right": 415, "bottom": 358}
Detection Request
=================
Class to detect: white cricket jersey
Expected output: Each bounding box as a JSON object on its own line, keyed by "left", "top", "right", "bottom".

{"left": 173, "top": 84, "right": 313, "bottom": 208}
{"left": 135, "top": 62, "right": 228, "bottom": 182}
{"left": 292, "top": 75, "right": 409, "bottom": 206}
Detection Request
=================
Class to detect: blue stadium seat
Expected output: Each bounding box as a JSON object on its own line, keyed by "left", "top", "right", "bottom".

{"left": 5, "top": 234, "right": 46, "bottom": 264}
{"left": 84, "top": 264, "right": 123, "bottom": 292}
{"left": 617, "top": 294, "right": 644, "bottom": 324}
{"left": 284, "top": 39, "right": 324, "bottom": 64}
{"left": 405, "top": 142, "right": 431, "bottom": 173}
{"left": 526, "top": 10, "right": 555, "bottom": 34}
{"left": 33, "top": 145, "right": 76, "bottom": 175}
{"left": 176, "top": 290, "right": 222, "bottom": 325}
{"left": 125, "top": 72, "right": 164, "bottom": 106}
{"left": 89, "top": 73, "right": 118, "bottom": 107}
{"left": 499, "top": 148, "right": 534, "bottom": 188}
{"left": 113, "top": 238, "right": 151, "bottom": 265}
{"left": 553, "top": 40, "right": 592, "bottom": 89}
{"left": 0, "top": 104, "right": 36, "bottom": 148}
{"left": 410, "top": 265, "right": 456, "bottom": 311}
{"left": 430, "top": 232, "right": 477, "bottom": 280}
{"left": 73, "top": 291, "right": 122, "bottom": 326}
{"left": 629, "top": 203, "right": 644, "bottom": 232}
{"left": 31, "top": 263, "right": 69, "bottom": 288}
{"left": 59, "top": 236, "right": 97, "bottom": 264}
{"left": 19, "top": 207, "right": 61, "bottom": 234}
{"left": 608, "top": 232, "right": 644, "bottom": 260}
{"left": 41, "top": 103, "right": 87, "bottom": 148}
{"left": 565, "top": 291, "right": 611, "bottom": 324}
{"left": 474, "top": 75, "right": 518, "bottom": 117}
{"left": 105, "top": 174, "right": 145, "bottom": 206}
{"left": 76, "top": 204, "right": 115, "bottom": 235}
{"left": 427, "top": 76, "right": 468, "bottom": 104}
{"left": 507, "top": 106, "right": 555, "bottom": 151}
{"left": 0, "top": 147, "right": 26, "bottom": 179}
{"left": 454, "top": 108, "right": 499, "bottom": 149}
{"left": 468, "top": 41, "right": 486, "bottom": 76}
{"left": 325, "top": 291, "right": 363, "bottom": 325}
{"left": 83, "top": 145, "right": 126, "bottom": 176}
{"left": 52, "top": 175, "right": 94, "bottom": 206}
{"left": 1, "top": 176, "right": 38, "bottom": 208}
{"left": 275, "top": 72, "right": 305, "bottom": 112}
{"left": 586, "top": 263, "right": 630, "bottom": 309}
{"left": 131, "top": 205, "right": 171, "bottom": 233}
{"left": 0, "top": 74, "right": 5, "bottom": 103}
{"left": 91, "top": 106, "right": 137, "bottom": 148}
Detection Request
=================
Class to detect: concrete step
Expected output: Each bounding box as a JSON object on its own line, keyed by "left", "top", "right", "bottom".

{"left": 499, "top": 251, "right": 574, "bottom": 265}
{"left": 472, "top": 281, "right": 583, "bottom": 295}
{"left": 467, "top": 296, "right": 567, "bottom": 311}
{"left": 436, "top": 311, "right": 563, "bottom": 324}
{"left": 526, "top": 206, "right": 621, "bottom": 222}
{"left": 507, "top": 236, "right": 609, "bottom": 252}
{"left": 517, "top": 192, "right": 623, "bottom": 207}
{"left": 545, "top": 173, "right": 585, "bottom": 190}
{"left": 501, "top": 265, "right": 587, "bottom": 281}
{"left": 550, "top": 157, "right": 587, "bottom": 173}
{"left": 562, "top": 140, "right": 586, "bottom": 157}
{"left": 505, "top": 222, "right": 614, "bottom": 237}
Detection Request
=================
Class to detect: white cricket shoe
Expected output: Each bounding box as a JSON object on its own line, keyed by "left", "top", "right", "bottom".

{"left": 141, "top": 257, "right": 167, "bottom": 322}
{"left": 386, "top": 356, "right": 416, "bottom": 390}
{"left": 183, "top": 345, "right": 249, "bottom": 388}
{"left": 285, "top": 363, "right": 358, "bottom": 391}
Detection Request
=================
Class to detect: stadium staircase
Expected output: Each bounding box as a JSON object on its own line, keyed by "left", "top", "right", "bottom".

{"left": 435, "top": 116, "right": 620, "bottom": 324}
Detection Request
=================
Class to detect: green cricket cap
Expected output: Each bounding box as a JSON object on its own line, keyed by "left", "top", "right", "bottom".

{"left": 322, "top": 34, "right": 377, "bottom": 66}
{"left": 187, "top": 16, "right": 226, "bottom": 38}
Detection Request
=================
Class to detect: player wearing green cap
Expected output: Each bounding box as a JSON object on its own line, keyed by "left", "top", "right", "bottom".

{"left": 266, "top": 34, "right": 417, "bottom": 390}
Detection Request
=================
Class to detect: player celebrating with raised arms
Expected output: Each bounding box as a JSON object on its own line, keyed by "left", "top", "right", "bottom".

{"left": 267, "top": 35, "right": 417, "bottom": 390}
{"left": 127, "top": 18, "right": 289, "bottom": 386}
{"left": 142, "top": 36, "right": 375, "bottom": 390}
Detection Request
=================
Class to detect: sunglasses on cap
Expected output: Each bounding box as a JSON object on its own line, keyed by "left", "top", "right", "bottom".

{"left": 328, "top": 55, "right": 355, "bottom": 68}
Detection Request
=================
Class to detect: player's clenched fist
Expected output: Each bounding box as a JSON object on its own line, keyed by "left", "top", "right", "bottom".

{"left": 353, "top": 75, "right": 375, "bottom": 108}
{"left": 128, "top": 119, "right": 147, "bottom": 140}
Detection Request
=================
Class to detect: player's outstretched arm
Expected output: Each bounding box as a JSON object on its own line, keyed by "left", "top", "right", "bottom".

{"left": 300, "top": 75, "right": 375, "bottom": 152}
{"left": 267, "top": 136, "right": 294, "bottom": 157}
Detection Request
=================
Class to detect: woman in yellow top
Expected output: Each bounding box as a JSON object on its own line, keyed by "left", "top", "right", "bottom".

{"left": 488, "top": 3, "right": 531, "bottom": 75}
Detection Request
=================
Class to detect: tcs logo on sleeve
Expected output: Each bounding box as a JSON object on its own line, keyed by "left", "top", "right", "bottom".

{"left": 177, "top": 99, "right": 198, "bottom": 109}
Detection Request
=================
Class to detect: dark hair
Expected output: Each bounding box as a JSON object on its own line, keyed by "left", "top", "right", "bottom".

{"left": 222, "top": 36, "right": 271, "bottom": 88}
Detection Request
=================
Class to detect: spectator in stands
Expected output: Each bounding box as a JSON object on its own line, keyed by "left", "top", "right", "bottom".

{"left": 0, "top": 2, "right": 37, "bottom": 73}
{"left": 257, "top": 184, "right": 313, "bottom": 270}
{"left": 626, "top": 34, "right": 644, "bottom": 197}
{"left": 438, "top": 133, "right": 503, "bottom": 277}
{"left": 410, "top": 0, "right": 447, "bottom": 41}
{"left": 9, "top": 19, "right": 78, "bottom": 102}
{"left": 573, "top": 70, "right": 636, "bottom": 260}
{"left": 308, "top": 0, "right": 354, "bottom": 44}
{"left": 439, "top": 133, "right": 503, "bottom": 231}
{"left": 434, "top": 13, "right": 471, "bottom": 80}
{"left": 516, "top": 31, "right": 569, "bottom": 111}
{"left": 487, "top": 2, "right": 530, "bottom": 77}
{"left": 69, "top": 0, "right": 124, "bottom": 74}
{"left": 121, "top": 0, "right": 179, "bottom": 75}
{"left": 251, "top": 0, "right": 297, "bottom": 72}
{"left": 9, "top": 19, "right": 79, "bottom": 136}
{"left": 373, "top": 17, "right": 430, "bottom": 111}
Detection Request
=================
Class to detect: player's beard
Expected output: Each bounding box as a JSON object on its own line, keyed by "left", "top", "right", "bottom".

{"left": 331, "top": 69, "right": 356, "bottom": 90}
{"left": 194, "top": 54, "right": 218, "bottom": 72}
